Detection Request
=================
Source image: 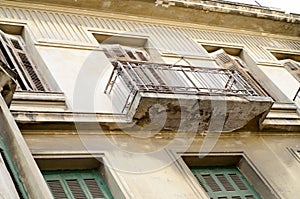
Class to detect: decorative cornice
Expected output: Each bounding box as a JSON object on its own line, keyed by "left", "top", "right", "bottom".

{"left": 0, "top": 0, "right": 299, "bottom": 39}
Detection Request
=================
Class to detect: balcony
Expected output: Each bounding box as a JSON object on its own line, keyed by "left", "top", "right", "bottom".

{"left": 105, "top": 61, "right": 273, "bottom": 132}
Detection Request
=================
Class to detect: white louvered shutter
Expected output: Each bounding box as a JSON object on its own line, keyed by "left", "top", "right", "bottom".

{"left": 102, "top": 44, "right": 150, "bottom": 62}
{"left": 211, "top": 49, "right": 264, "bottom": 96}
{"left": 0, "top": 30, "right": 46, "bottom": 91}
{"left": 281, "top": 59, "right": 300, "bottom": 82}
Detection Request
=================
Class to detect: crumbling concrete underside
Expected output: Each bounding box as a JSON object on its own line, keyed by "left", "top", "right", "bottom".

{"left": 116, "top": 93, "right": 274, "bottom": 133}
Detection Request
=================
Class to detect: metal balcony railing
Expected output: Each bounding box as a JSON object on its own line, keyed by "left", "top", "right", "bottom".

{"left": 105, "top": 61, "right": 260, "bottom": 112}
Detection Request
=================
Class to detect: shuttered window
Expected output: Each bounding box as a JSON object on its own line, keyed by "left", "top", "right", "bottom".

{"left": 191, "top": 167, "right": 261, "bottom": 199}
{"left": 211, "top": 49, "right": 265, "bottom": 96}
{"left": 281, "top": 59, "right": 300, "bottom": 82}
{"left": 102, "top": 44, "right": 149, "bottom": 62}
{"left": 289, "top": 148, "right": 300, "bottom": 163}
{"left": 0, "top": 30, "right": 46, "bottom": 91}
{"left": 43, "top": 170, "right": 114, "bottom": 199}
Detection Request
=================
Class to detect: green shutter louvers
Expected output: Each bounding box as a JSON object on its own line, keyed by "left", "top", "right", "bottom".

{"left": 43, "top": 170, "right": 113, "bottom": 199}
{"left": 191, "top": 167, "right": 261, "bottom": 199}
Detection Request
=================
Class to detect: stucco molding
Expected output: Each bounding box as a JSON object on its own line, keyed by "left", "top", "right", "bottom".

{"left": 0, "top": 1, "right": 299, "bottom": 40}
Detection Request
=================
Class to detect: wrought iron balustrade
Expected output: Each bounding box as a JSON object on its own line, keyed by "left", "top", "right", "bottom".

{"left": 105, "top": 61, "right": 260, "bottom": 112}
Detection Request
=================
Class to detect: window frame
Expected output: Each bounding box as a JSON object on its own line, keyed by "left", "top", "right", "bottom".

{"left": 0, "top": 145, "right": 28, "bottom": 199}
{"left": 191, "top": 166, "right": 262, "bottom": 199}
{"left": 288, "top": 147, "right": 300, "bottom": 163}
{"left": 0, "top": 29, "right": 48, "bottom": 91}
{"left": 174, "top": 152, "right": 279, "bottom": 199}
{"left": 199, "top": 41, "right": 297, "bottom": 102}
{"left": 43, "top": 169, "right": 113, "bottom": 199}
{"left": 89, "top": 29, "right": 161, "bottom": 63}
{"left": 101, "top": 44, "right": 150, "bottom": 62}
{"left": 33, "top": 152, "right": 129, "bottom": 199}
{"left": 266, "top": 49, "right": 300, "bottom": 103}
{"left": 209, "top": 48, "right": 267, "bottom": 97}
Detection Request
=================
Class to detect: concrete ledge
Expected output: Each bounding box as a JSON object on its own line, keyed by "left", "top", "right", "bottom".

{"left": 10, "top": 91, "right": 67, "bottom": 112}
{"left": 130, "top": 92, "right": 273, "bottom": 132}
{"left": 11, "top": 92, "right": 273, "bottom": 133}
{"left": 261, "top": 102, "right": 300, "bottom": 132}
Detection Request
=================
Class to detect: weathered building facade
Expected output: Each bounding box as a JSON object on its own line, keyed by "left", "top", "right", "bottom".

{"left": 0, "top": 0, "right": 299, "bottom": 198}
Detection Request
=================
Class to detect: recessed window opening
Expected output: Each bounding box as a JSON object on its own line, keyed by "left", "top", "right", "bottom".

{"left": 209, "top": 48, "right": 267, "bottom": 96}
{"left": 36, "top": 157, "right": 115, "bottom": 199}
{"left": 0, "top": 29, "right": 47, "bottom": 91}
{"left": 43, "top": 169, "right": 113, "bottom": 199}
{"left": 182, "top": 155, "right": 277, "bottom": 199}
{"left": 271, "top": 51, "right": 300, "bottom": 103}
{"left": 93, "top": 32, "right": 150, "bottom": 63}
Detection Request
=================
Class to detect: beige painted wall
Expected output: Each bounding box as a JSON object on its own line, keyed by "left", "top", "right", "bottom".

{"left": 24, "top": 132, "right": 300, "bottom": 199}
{"left": 36, "top": 46, "right": 118, "bottom": 113}
{"left": 0, "top": 3, "right": 300, "bottom": 199}
{"left": 258, "top": 65, "right": 300, "bottom": 100}
{"left": 0, "top": 5, "right": 299, "bottom": 108}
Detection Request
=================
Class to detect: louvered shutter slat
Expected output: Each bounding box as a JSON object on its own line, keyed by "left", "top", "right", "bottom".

{"left": 11, "top": 38, "right": 45, "bottom": 91}
{"left": 47, "top": 180, "right": 68, "bottom": 199}
{"left": 10, "top": 38, "right": 22, "bottom": 50}
{"left": 17, "top": 52, "right": 45, "bottom": 91}
{"left": 66, "top": 180, "right": 87, "bottom": 199}
{"left": 229, "top": 174, "right": 248, "bottom": 190}
{"left": 202, "top": 174, "right": 222, "bottom": 192}
{"left": 136, "top": 51, "right": 148, "bottom": 61}
{"left": 102, "top": 44, "right": 149, "bottom": 62}
{"left": 216, "top": 174, "right": 235, "bottom": 191}
{"left": 0, "top": 31, "right": 31, "bottom": 90}
{"left": 84, "top": 179, "right": 105, "bottom": 198}
{"left": 211, "top": 49, "right": 263, "bottom": 96}
{"left": 112, "top": 47, "right": 126, "bottom": 58}
{"left": 125, "top": 50, "right": 137, "bottom": 60}
{"left": 191, "top": 167, "right": 261, "bottom": 199}
{"left": 0, "top": 30, "right": 46, "bottom": 91}
{"left": 217, "top": 53, "right": 232, "bottom": 64}
{"left": 43, "top": 170, "right": 113, "bottom": 199}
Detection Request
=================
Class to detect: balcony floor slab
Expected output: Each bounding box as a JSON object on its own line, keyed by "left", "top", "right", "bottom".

{"left": 129, "top": 93, "right": 273, "bottom": 133}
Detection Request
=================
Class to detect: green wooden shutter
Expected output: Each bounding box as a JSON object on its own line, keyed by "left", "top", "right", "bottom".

{"left": 0, "top": 30, "right": 46, "bottom": 91}
{"left": 43, "top": 170, "right": 114, "bottom": 199}
{"left": 191, "top": 167, "right": 261, "bottom": 199}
